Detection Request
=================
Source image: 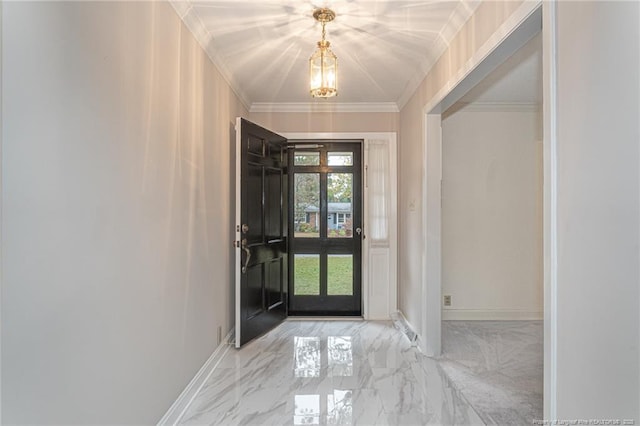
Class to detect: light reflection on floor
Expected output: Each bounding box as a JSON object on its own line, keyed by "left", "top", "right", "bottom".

{"left": 294, "top": 337, "right": 322, "bottom": 378}
{"left": 328, "top": 336, "right": 353, "bottom": 377}
{"left": 178, "top": 320, "right": 484, "bottom": 425}
{"left": 294, "top": 336, "right": 354, "bottom": 424}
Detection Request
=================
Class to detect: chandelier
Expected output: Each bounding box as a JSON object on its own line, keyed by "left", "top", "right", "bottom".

{"left": 309, "top": 8, "right": 338, "bottom": 98}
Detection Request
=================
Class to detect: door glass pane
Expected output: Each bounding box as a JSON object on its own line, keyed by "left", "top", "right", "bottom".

{"left": 294, "top": 254, "right": 320, "bottom": 295}
{"left": 294, "top": 173, "right": 320, "bottom": 238}
{"left": 328, "top": 152, "right": 353, "bottom": 166}
{"left": 327, "top": 255, "right": 353, "bottom": 295}
{"left": 327, "top": 173, "right": 352, "bottom": 238}
{"left": 294, "top": 152, "right": 320, "bottom": 166}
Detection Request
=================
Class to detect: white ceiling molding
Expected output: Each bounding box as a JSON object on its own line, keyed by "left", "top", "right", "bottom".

{"left": 250, "top": 102, "right": 399, "bottom": 113}
{"left": 168, "top": 0, "right": 252, "bottom": 111}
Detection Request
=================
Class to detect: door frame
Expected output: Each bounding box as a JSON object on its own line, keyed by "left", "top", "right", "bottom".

{"left": 282, "top": 132, "right": 398, "bottom": 320}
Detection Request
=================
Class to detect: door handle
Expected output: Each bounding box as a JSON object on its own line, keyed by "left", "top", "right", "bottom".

{"left": 355, "top": 227, "right": 362, "bottom": 235}
{"left": 241, "top": 238, "right": 251, "bottom": 274}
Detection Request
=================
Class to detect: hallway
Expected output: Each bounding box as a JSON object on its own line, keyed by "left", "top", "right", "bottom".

{"left": 2, "top": 2, "right": 639, "bottom": 423}
{"left": 178, "top": 321, "right": 484, "bottom": 425}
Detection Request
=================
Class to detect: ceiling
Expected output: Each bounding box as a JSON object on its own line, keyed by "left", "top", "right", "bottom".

{"left": 456, "top": 32, "right": 542, "bottom": 106}
{"left": 169, "top": 0, "right": 481, "bottom": 111}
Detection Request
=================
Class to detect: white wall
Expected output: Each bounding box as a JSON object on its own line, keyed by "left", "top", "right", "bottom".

{"left": 441, "top": 108, "right": 543, "bottom": 319}
{"left": 1, "top": 1, "right": 246, "bottom": 424}
{"left": 554, "top": 1, "right": 639, "bottom": 418}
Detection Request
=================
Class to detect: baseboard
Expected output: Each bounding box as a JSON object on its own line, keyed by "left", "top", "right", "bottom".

{"left": 391, "top": 311, "right": 420, "bottom": 348}
{"left": 442, "top": 309, "right": 543, "bottom": 321}
{"left": 157, "top": 329, "right": 234, "bottom": 426}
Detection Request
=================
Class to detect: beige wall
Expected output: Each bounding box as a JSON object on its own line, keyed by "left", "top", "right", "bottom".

{"left": 1, "top": 1, "right": 246, "bottom": 424}
{"left": 398, "top": 0, "right": 527, "bottom": 335}
{"left": 441, "top": 108, "right": 543, "bottom": 319}
{"left": 249, "top": 111, "right": 399, "bottom": 134}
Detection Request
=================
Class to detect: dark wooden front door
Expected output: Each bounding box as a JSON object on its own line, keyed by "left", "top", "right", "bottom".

{"left": 288, "top": 142, "right": 363, "bottom": 315}
{"left": 234, "top": 118, "right": 288, "bottom": 347}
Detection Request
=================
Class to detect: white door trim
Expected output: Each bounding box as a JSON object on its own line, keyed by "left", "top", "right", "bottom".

{"left": 282, "top": 132, "right": 398, "bottom": 320}
{"left": 421, "top": 114, "right": 442, "bottom": 357}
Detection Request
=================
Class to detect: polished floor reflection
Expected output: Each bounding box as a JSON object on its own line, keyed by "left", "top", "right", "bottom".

{"left": 440, "top": 321, "right": 543, "bottom": 425}
{"left": 179, "top": 320, "right": 484, "bottom": 425}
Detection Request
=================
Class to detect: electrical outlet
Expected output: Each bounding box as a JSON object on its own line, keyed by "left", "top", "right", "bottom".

{"left": 217, "top": 326, "right": 222, "bottom": 345}
{"left": 443, "top": 295, "right": 452, "bottom": 307}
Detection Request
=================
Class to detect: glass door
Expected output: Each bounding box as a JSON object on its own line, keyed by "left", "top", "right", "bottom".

{"left": 288, "top": 141, "right": 362, "bottom": 315}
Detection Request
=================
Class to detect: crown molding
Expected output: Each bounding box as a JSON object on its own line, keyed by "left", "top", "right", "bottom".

{"left": 168, "top": 1, "right": 252, "bottom": 111}
{"left": 249, "top": 102, "right": 399, "bottom": 113}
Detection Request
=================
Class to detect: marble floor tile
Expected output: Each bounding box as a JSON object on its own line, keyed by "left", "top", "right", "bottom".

{"left": 440, "top": 320, "right": 543, "bottom": 426}
{"left": 178, "top": 320, "right": 484, "bottom": 426}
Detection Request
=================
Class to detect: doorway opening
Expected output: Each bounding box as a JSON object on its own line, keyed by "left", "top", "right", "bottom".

{"left": 419, "top": 3, "right": 548, "bottom": 423}
{"left": 438, "top": 30, "right": 543, "bottom": 424}
{"left": 236, "top": 121, "right": 398, "bottom": 347}
{"left": 288, "top": 141, "right": 363, "bottom": 316}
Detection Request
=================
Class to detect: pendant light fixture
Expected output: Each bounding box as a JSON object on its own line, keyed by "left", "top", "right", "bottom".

{"left": 309, "top": 8, "right": 338, "bottom": 98}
